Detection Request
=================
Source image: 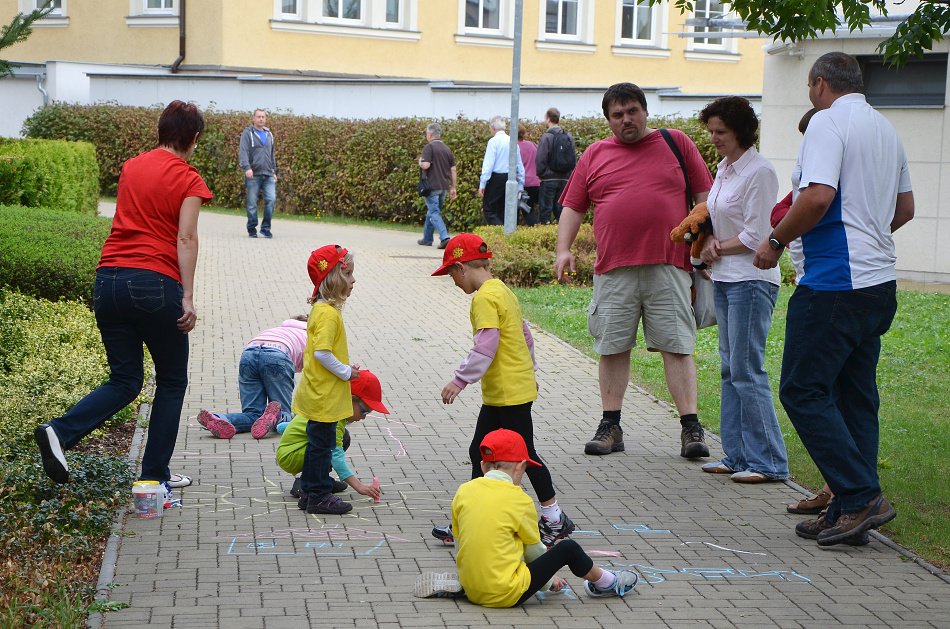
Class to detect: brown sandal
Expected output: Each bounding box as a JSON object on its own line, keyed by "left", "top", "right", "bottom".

{"left": 787, "top": 489, "right": 832, "bottom": 515}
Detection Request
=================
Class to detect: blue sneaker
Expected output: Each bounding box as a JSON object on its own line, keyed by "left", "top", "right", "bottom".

{"left": 262, "top": 231, "right": 273, "bottom": 238}
{"left": 248, "top": 232, "right": 258, "bottom": 238}
{"left": 584, "top": 570, "right": 638, "bottom": 597}
{"left": 276, "top": 421, "right": 290, "bottom": 434}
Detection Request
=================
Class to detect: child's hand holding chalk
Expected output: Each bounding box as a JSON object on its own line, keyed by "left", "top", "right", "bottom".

{"left": 355, "top": 478, "right": 381, "bottom": 501}
{"left": 373, "top": 477, "right": 381, "bottom": 503}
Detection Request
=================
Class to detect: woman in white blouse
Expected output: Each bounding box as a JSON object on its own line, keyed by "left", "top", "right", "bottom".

{"left": 697, "top": 97, "right": 789, "bottom": 483}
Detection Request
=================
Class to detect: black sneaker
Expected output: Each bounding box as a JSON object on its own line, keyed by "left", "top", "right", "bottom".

{"left": 307, "top": 492, "right": 352, "bottom": 515}
{"left": 290, "top": 476, "right": 303, "bottom": 498}
{"left": 417, "top": 238, "right": 432, "bottom": 246}
{"left": 539, "top": 512, "right": 575, "bottom": 547}
{"left": 584, "top": 421, "right": 624, "bottom": 455}
{"left": 35, "top": 423, "right": 69, "bottom": 484}
{"left": 680, "top": 423, "right": 710, "bottom": 458}
{"left": 438, "top": 238, "right": 451, "bottom": 250}
{"left": 332, "top": 479, "right": 348, "bottom": 493}
{"left": 432, "top": 524, "right": 454, "bottom": 544}
{"left": 296, "top": 490, "right": 309, "bottom": 510}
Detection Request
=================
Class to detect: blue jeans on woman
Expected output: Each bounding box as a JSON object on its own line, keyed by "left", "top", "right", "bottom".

{"left": 49, "top": 267, "right": 190, "bottom": 482}
{"left": 421, "top": 189, "right": 449, "bottom": 245}
{"left": 714, "top": 280, "right": 788, "bottom": 479}
{"left": 219, "top": 346, "right": 295, "bottom": 431}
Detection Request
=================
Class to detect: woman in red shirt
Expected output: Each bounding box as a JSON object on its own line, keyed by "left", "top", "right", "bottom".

{"left": 35, "top": 100, "right": 212, "bottom": 491}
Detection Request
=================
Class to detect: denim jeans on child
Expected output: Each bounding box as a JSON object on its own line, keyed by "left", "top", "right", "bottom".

{"left": 49, "top": 267, "right": 189, "bottom": 482}
{"left": 245, "top": 174, "right": 276, "bottom": 235}
{"left": 301, "top": 419, "right": 336, "bottom": 497}
{"left": 421, "top": 189, "right": 449, "bottom": 244}
{"left": 714, "top": 280, "right": 788, "bottom": 479}
{"left": 220, "top": 346, "right": 295, "bottom": 431}
{"left": 779, "top": 281, "right": 897, "bottom": 523}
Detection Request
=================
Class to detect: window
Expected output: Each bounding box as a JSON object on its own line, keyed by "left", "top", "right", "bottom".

{"left": 857, "top": 53, "right": 948, "bottom": 107}
{"left": 466, "top": 0, "right": 500, "bottom": 31}
{"left": 24, "top": 0, "right": 68, "bottom": 25}
{"left": 692, "top": 0, "right": 724, "bottom": 47}
{"left": 126, "top": 0, "right": 178, "bottom": 26}
{"left": 325, "top": 0, "right": 361, "bottom": 20}
{"left": 620, "top": 0, "right": 652, "bottom": 42}
{"left": 145, "top": 0, "right": 173, "bottom": 10}
{"left": 281, "top": 0, "right": 299, "bottom": 16}
{"left": 37, "top": 0, "right": 62, "bottom": 12}
{"left": 612, "top": 0, "right": 666, "bottom": 57}
{"left": 546, "top": 0, "right": 578, "bottom": 37}
{"left": 386, "top": 0, "right": 400, "bottom": 23}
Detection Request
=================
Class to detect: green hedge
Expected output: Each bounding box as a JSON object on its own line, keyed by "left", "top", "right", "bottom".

{"left": 476, "top": 223, "right": 597, "bottom": 288}
{"left": 24, "top": 103, "right": 719, "bottom": 231}
{"left": 0, "top": 205, "right": 111, "bottom": 304}
{"left": 0, "top": 138, "right": 99, "bottom": 216}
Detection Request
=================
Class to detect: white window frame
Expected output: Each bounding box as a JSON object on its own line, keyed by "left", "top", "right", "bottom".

{"left": 612, "top": 0, "right": 669, "bottom": 57}
{"left": 322, "top": 0, "right": 364, "bottom": 23}
{"left": 23, "top": 0, "right": 68, "bottom": 26}
{"left": 535, "top": 0, "right": 595, "bottom": 53}
{"left": 456, "top": 0, "right": 516, "bottom": 48}
{"left": 686, "top": 0, "right": 739, "bottom": 58}
{"left": 385, "top": 0, "right": 401, "bottom": 24}
{"left": 144, "top": 0, "right": 174, "bottom": 12}
{"left": 127, "top": 0, "right": 179, "bottom": 27}
{"left": 544, "top": 0, "right": 579, "bottom": 40}
{"left": 270, "top": 0, "right": 420, "bottom": 41}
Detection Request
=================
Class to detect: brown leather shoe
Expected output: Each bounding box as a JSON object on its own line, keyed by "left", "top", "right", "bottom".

{"left": 795, "top": 511, "right": 870, "bottom": 546}
{"left": 788, "top": 489, "right": 832, "bottom": 514}
{"left": 680, "top": 423, "right": 710, "bottom": 458}
{"left": 817, "top": 494, "right": 895, "bottom": 546}
{"left": 584, "top": 422, "right": 624, "bottom": 455}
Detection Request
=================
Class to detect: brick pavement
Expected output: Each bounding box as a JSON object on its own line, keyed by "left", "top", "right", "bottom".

{"left": 100, "top": 208, "right": 950, "bottom": 628}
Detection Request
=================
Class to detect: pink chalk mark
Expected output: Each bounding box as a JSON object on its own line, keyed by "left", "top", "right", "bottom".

{"left": 588, "top": 550, "right": 623, "bottom": 557}
{"left": 385, "top": 427, "right": 408, "bottom": 457}
{"left": 384, "top": 418, "right": 421, "bottom": 428}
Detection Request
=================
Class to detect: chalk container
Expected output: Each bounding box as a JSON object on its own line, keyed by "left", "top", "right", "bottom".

{"left": 132, "top": 481, "right": 166, "bottom": 518}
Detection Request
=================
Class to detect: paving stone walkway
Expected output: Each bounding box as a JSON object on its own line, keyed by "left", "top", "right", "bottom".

{"left": 99, "top": 208, "right": 950, "bottom": 628}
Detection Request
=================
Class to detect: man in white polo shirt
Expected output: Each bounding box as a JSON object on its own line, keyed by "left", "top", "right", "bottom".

{"left": 754, "top": 52, "right": 914, "bottom": 547}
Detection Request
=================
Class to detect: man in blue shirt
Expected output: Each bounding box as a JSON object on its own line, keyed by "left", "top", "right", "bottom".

{"left": 238, "top": 109, "right": 278, "bottom": 238}
{"left": 478, "top": 116, "right": 525, "bottom": 225}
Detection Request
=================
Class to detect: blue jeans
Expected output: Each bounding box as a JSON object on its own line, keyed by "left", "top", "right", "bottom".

{"left": 779, "top": 281, "right": 897, "bottom": 522}
{"left": 50, "top": 267, "right": 189, "bottom": 482}
{"left": 245, "top": 174, "right": 276, "bottom": 234}
{"left": 301, "top": 420, "right": 336, "bottom": 497}
{"left": 219, "top": 347, "right": 295, "bottom": 432}
{"left": 538, "top": 179, "right": 567, "bottom": 224}
{"left": 421, "top": 189, "right": 449, "bottom": 244}
{"left": 714, "top": 280, "right": 788, "bottom": 479}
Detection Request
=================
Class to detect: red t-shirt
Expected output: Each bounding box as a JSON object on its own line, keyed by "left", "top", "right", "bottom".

{"left": 560, "top": 130, "right": 713, "bottom": 274}
{"left": 99, "top": 149, "right": 213, "bottom": 282}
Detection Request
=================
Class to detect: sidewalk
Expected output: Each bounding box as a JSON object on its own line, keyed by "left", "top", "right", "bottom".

{"left": 101, "top": 209, "right": 949, "bottom": 628}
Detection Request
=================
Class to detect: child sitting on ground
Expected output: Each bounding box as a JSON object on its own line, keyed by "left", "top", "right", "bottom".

{"left": 197, "top": 316, "right": 307, "bottom": 439}
{"left": 414, "top": 429, "right": 638, "bottom": 605}
{"left": 276, "top": 369, "right": 387, "bottom": 501}
{"left": 430, "top": 233, "right": 574, "bottom": 547}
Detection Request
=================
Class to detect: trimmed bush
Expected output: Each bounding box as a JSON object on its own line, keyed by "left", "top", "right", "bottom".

{"left": 0, "top": 138, "right": 99, "bottom": 216}
{"left": 476, "top": 223, "right": 597, "bottom": 288}
{"left": 0, "top": 205, "right": 111, "bottom": 304}
{"left": 24, "top": 104, "right": 719, "bottom": 231}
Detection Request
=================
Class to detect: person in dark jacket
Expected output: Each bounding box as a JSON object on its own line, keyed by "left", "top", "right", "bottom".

{"left": 238, "top": 109, "right": 277, "bottom": 238}
{"left": 535, "top": 108, "right": 575, "bottom": 224}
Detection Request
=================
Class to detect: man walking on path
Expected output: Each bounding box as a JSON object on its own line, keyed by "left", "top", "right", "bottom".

{"left": 417, "top": 123, "right": 457, "bottom": 249}
{"left": 238, "top": 109, "right": 278, "bottom": 238}
{"left": 555, "top": 82, "right": 713, "bottom": 460}
{"left": 479, "top": 116, "right": 524, "bottom": 226}
{"left": 754, "top": 52, "right": 914, "bottom": 546}
{"left": 535, "top": 107, "right": 575, "bottom": 224}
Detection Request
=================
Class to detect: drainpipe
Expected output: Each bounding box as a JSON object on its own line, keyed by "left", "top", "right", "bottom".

{"left": 170, "top": 0, "right": 186, "bottom": 73}
{"left": 36, "top": 72, "right": 49, "bottom": 106}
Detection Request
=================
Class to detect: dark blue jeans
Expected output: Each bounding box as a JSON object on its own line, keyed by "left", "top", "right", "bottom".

{"left": 538, "top": 179, "right": 567, "bottom": 224}
{"left": 220, "top": 347, "right": 295, "bottom": 432}
{"left": 301, "top": 419, "right": 336, "bottom": 497}
{"left": 779, "top": 281, "right": 897, "bottom": 522}
{"left": 49, "top": 267, "right": 189, "bottom": 482}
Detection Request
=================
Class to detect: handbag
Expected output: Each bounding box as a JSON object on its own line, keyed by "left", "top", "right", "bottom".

{"left": 660, "top": 128, "right": 717, "bottom": 329}
{"left": 416, "top": 168, "right": 432, "bottom": 197}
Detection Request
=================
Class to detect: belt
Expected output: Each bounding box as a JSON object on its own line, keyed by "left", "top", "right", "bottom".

{"left": 246, "top": 341, "right": 290, "bottom": 355}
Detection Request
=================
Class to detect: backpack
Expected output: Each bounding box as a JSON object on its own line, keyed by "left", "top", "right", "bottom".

{"left": 547, "top": 129, "right": 576, "bottom": 173}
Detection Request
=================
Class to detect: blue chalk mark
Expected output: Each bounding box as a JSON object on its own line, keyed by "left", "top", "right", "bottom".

{"left": 624, "top": 563, "right": 811, "bottom": 585}
{"left": 612, "top": 524, "right": 671, "bottom": 534}
{"left": 536, "top": 585, "right": 576, "bottom": 601}
{"left": 227, "top": 538, "right": 296, "bottom": 556}
{"left": 226, "top": 538, "right": 388, "bottom": 556}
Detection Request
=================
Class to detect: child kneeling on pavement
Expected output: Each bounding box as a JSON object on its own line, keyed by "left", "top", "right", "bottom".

{"left": 414, "top": 429, "right": 638, "bottom": 606}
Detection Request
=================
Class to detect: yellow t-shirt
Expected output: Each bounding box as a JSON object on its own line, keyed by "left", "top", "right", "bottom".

{"left": 451, "top": 475, "right": 541, "bottom": 608}
{"left": 292, "top": 302, "right": 351, "bottom": 422}
{"left": 470, "top": 279, "right": 537, "bottom": 406}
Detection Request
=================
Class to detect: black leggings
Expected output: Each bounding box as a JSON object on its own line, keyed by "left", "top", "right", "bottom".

{"left": 514, "top": 540, "right": 593, "bottom": 606}
{"left": 469, "top": 402, "right": 556, "bottom": 503}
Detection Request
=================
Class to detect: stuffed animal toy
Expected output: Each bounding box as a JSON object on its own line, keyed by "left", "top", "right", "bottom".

{"left": 670, "top": 201, "right": 711, "bottom": 270}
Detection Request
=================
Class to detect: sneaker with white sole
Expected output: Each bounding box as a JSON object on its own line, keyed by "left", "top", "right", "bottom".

{"left": 584, "top": 570, "right": 638, "bottom": 597}
{"left": 35, "top": 423, "right": 69, "bottom": 484}
{"left": 539, "top": 512, "right": 575, "bottom": 547}
{"left": 413, "top": 572, "right": 465, "bottom": 598}
{"left": 251, "top": 401, "right": 281, "bottom": 439}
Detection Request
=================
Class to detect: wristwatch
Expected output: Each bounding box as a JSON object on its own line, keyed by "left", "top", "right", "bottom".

{"left": 768, "top": 231, "right": 783, "bottom": 251}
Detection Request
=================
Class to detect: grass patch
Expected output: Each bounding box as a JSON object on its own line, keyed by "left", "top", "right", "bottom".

{"left": 514, "top": 283, "right": 950, "bottom": 570}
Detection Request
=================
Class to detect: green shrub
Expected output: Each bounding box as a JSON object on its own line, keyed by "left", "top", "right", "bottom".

{"left": 476, "top": 223, "right": 597, "bottom": 288}
{"left": 0, "top": 138, "right": 99, "bottom": 216}
{"left": 24, "top": 104, "right": 718, "bottom": 230}
{"left": 0, "top": 205, "right": 111, "bottom": 304}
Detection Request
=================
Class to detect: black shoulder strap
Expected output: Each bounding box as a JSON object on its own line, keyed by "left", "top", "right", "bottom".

{"left": 659, "top": 128, "right": 693, "bottom": 211}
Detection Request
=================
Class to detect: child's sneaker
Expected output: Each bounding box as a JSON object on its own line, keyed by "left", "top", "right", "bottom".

{"left": 251, "top": 401, "right": 282, "bottom": 439}
{"left": 202, "top": 412, "right": 236, "bottom": 439}
{"left": 412, "top": 572, "right": 465, "bottom": 598}
{"left": 296, "top": 490, "right": 309, "bottom": 510}
{"left": 539, "top": 512, "right": 575, "bottom": 547}
{"left": 276, "top": 421, "right": 290, "bottom": 434}
{"left": 306, "top": 492, "right": 352, "bottom": 515}
{"left": 290, "top": 476, "right": 303, "bottom": 498}
{"left": 432, "top": 523, "right": 454, "bottom": 544}
{"left": 584, "top": 570, "right": 638, "bottom": 597}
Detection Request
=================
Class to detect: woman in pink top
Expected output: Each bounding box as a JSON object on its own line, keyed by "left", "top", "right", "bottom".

{"left": 518, "top": 123, "right": 541, "bottom": 225}
{"left": 198, "top": 317, "right": 309, "bottom": 439}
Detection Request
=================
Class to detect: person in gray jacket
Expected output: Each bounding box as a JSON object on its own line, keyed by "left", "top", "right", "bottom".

{"left": 238, "top": 109, "right": 277, "bottom": 238}
{"left": 535, "top": 108, "right": 576, "bottom": 224}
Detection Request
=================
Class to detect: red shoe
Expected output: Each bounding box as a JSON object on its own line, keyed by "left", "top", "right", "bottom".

{"left": 203, "top": 412, "right": 236, "bottom": 439}
{"left": 251, "top": 401, "right": 282, "bottom": 439}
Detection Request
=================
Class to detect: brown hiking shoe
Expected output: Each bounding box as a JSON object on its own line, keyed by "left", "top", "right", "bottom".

{"left": 795, "top": 510, "right": 870, "bottom": 546}
{"left": 584, "top": 422, "right": 624, "bottom": 455}
{"left": 817, "top": 494, "right": 895, "bottom": 546}
{"left": 680, "top": 424, "right": 710, "bottom": 458}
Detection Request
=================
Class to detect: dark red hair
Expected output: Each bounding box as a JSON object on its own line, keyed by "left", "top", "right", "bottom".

{"left": 158, "top": 100, "right": 205, "bottom": 152}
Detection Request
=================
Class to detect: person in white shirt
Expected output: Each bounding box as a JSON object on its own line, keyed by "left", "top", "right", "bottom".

{"left": 697, "top": 96, "right": 788, "bottom": 485}
{"left": 478, "top": 116, "right": 525, "bottom": 225}
{"left": 753, "top": 52, "right": 914, "bottom": 547}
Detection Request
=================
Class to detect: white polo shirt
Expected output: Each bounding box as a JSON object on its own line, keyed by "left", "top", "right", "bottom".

{"left": 792, "top": 93, "right": 912, "bottom": 290}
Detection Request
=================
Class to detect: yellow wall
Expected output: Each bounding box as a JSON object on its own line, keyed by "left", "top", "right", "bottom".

{"left": 4, "top": 0, "right": 764, "bottom": 94}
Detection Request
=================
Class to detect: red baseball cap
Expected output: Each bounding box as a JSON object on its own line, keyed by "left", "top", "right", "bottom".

{"left": 431, "top": 233, "right": 492, "bottom": 276}
{"left": 480, "top": 429, "right": 541, "bottom": 466}
{"left": 308, "top": 245, "right": 348, "bottom": 298}
{"left": 350, "top": 370, "right": 390, "bottom": 414}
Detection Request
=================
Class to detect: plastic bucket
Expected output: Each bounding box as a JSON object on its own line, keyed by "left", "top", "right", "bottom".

{"left": 132, "top": 481, "right": 166, "bottom": 518}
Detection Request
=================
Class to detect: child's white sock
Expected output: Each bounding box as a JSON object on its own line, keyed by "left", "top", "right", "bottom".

{"left": 593, "top": 570, "right": 617, "bottom": 590}
{"left": 541, "top": 501, "right": 562, "bottom": 524}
